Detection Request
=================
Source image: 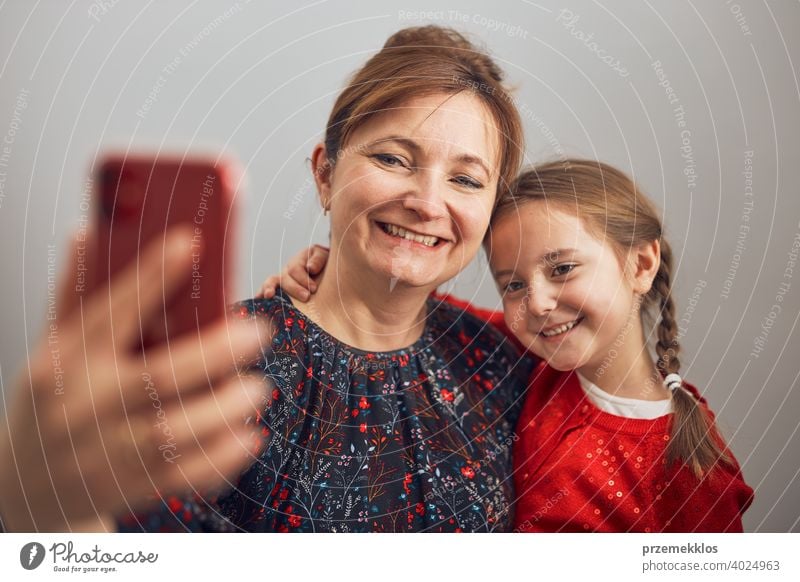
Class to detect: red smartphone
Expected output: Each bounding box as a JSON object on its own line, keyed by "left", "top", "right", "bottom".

{"left": 86, "top": 153, "right": 241, "bottom": 350}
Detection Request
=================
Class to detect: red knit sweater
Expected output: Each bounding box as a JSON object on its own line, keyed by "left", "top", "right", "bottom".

{"left": 437, "top": 293, "right": 754, "bottom": 532}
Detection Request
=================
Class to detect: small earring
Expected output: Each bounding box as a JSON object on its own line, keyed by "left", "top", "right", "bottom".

{"left": 323, "top": 206, "right": 329, "bottom": 217}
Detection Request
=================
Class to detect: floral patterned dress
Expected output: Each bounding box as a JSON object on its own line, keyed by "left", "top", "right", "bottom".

{"left": 118, "top": 289, "right": 532, "bottom": 532}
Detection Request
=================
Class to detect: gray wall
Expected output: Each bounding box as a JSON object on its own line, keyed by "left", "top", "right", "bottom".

{"left": 1, "top": 0, "right": 798, "bottom": 532}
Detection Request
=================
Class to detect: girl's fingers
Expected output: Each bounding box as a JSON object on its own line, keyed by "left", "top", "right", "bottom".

{"left": 280, "top": 270, "right": 311, "bottom": 301}
{"left": 306, "top": 245, "right": 330, "bottom": 275}
{"left": 255, "top": 275, "right": 280, "bottom": 299}
{"left": 287, "top": 263, "right": 314, "bottom": 291}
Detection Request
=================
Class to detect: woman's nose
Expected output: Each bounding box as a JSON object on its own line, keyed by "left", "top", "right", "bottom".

{"left": 401, "top": 170, "right": 448, "bottom": 221}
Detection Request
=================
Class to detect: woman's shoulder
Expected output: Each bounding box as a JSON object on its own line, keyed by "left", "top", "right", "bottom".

{"left": 229, "top": 291, "right": 291, "bottom": 322}
{"left": 228, "top": 290, "right": 314, "bottom": 346}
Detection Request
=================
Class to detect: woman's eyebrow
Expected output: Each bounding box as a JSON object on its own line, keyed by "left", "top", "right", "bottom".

{"left": 457, "top": 154, "right": 491, "bottom": 178}
{"left": 365, "top": 136, "right": 419, "bottom": 151}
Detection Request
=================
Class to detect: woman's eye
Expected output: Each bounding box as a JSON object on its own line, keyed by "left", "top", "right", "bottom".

{"left": 372, "top": 153, "right": 407, "bottom": 168}
{"left": 451, "top": 175, "right": 483, "bottom": 190}
{"left": 552, "top": 263, "right": 577, "bottom": 277}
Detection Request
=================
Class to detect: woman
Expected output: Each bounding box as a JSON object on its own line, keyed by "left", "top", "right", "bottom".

{"left": 0, "top": 26, "right": 530, "bottom": 532}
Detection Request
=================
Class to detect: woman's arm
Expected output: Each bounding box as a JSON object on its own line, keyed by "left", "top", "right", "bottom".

{"left": 0, "top": 229, "right": 271, "bottom": 531}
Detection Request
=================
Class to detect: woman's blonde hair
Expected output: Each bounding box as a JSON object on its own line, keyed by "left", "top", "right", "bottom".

{"left": 495, "top": 159, "right": 733, "bottom": 477}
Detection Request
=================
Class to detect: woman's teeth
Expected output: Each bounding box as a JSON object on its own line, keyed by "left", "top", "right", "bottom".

{"left": 381, "top": 223, "right": 439, "bottom": 247}
{"left": 540, "top": 319, "right": 581, "bottom": 338}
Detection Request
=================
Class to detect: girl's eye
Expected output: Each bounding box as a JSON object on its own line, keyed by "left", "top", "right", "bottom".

{"left": 372, "top": 153, "right": 407, "bottom": 168}
{"left": 552, "top": 263, "right": 577, "bottom": 277}
{"left": 451, "top": 175, "right": 484, "bottom": 190}
{"left": 502, "top": 281, "right": 525, "bottom": 293}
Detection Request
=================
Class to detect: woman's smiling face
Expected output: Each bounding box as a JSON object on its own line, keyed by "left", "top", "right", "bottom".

{"left": 316, "top": 92, "right": 501, "bottom": 292}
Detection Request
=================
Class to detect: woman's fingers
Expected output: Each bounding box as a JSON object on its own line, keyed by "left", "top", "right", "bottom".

{"left": 154, "top": 422, "right": 262, "bottom": 502}
{"left": 29, "top": 228, "right": 93, "bottom": 368}
{"left": 53, "top": 227, "right": 92, "bottom": 325}
{"left": 159, "top": 373, "right": 267, "bottom": 450}
{"left": 128, "top": 382, "right": 265, "bottom": 502}
{"left": 117, "top": 317, "right": 271, "bottom": 414}
{"left": 56, "top": 371, "right": 268, "bottom": 522}
{"left": 1, "top": 226, "right": 276, "bottom": 530}
{"left": 80, "top": 227, "right": 194, "bottom": 353}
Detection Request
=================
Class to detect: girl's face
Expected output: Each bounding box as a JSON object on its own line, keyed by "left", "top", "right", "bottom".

{"left": 314, "top": 92, "right": 500, "bottom": 292}
{"left": 487, "top": 201, "right": 648, "bottom": 375}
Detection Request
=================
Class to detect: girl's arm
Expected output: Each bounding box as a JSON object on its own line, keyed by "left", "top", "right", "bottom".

{"left": 666, "top": 453, "right": 754, "bottom": 532}
{"left": 432, "top": 292, "right": 533, "bottom": 355}
{"left": 257, "top": 246, "right": 527, "bottom": 347}
{"left": 431, "top": 292, "right": 507, "bottom": 330}
{"left": 658, "top": 383, "right": 755, "bottom": 532}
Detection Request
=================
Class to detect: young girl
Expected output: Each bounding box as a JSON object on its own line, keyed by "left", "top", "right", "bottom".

{"left": 260, "top": 159, "right": 754, "bottom": 532}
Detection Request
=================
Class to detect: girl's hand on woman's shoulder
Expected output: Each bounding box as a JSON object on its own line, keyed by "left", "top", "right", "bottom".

{"left": 256, "top": 244, "right": 329, "bottom": 301}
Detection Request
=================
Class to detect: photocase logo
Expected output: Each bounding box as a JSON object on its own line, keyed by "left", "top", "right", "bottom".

{"left": 20, "top": 542, "right": 46, "bottom": 570}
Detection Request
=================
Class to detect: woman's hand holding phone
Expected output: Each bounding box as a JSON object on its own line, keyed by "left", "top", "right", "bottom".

{"left": 0, "top": 228, "right": 271, "bottom": 532}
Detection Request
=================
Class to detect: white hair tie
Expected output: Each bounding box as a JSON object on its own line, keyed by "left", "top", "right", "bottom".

{"left": 664, "top": 373, "right": 682, "bottom": 392}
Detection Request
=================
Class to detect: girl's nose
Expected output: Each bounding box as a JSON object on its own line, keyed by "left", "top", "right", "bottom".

{"left": 526, "top": 281, "right": 558, "bottom": 317}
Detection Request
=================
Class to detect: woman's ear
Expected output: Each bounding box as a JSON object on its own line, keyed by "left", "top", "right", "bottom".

{"left": 631, "top": 239, "right": 661, "bottom": 295}
{"left": 311, "top": 143, "right": 333, "bottom": 212}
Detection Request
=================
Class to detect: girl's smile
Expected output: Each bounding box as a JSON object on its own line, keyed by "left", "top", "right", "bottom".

{"left": 537, "top": 316, "right": 585, "bottom": 339}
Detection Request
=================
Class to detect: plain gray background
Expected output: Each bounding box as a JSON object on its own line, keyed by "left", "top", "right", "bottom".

{"left": 0, "top": 0, "right": 798, "bottom": 532}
